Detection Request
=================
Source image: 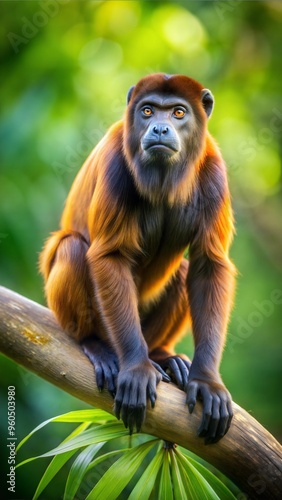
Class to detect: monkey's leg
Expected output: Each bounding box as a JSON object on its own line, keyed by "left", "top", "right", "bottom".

{"left": 42, "top": 231, "right": 119, "bottom": 396}
{"left": 143, "top": 259, "right": 192, "bottom": 391}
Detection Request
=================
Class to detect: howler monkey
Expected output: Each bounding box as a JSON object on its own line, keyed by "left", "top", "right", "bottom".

{"left": 40, "top": 73, "right": 236, "bottom": 444}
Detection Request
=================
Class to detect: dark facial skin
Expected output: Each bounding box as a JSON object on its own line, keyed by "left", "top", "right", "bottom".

{"left": 139, "top": 95, "right": 191, "bottom": 151}
{"left": 135, "top": 94, "right": 195, "bottom": 164}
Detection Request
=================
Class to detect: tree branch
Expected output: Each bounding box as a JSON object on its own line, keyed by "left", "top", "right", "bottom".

{"left": 0, "top": 286, "right": 281, "bottom": 498}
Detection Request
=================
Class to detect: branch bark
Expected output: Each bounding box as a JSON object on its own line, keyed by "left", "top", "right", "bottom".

{"left": 0, "top": 286, "right": 281, "bottom": 498}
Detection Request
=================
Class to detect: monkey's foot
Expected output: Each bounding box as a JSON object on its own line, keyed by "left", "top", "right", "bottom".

{"left": 150, "top": 361, "right": 171, "bottom": 383}
{"left": 81, "top": 336, "right": 119, "bottom": 397}
{"left": 156, "top": 355, "right": 191, "bottom": 392}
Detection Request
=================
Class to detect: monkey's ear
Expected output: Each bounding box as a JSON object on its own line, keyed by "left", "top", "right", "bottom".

{"left": 201, "top": 89, "right": 214, "bottom": 118}
{"left": 127, "top": 86, "right": 135, "bottom": 105}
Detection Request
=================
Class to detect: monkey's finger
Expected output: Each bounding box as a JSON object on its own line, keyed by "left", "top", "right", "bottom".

{"left": 167, "top": 358, "right": 184, "bottom": 389}
{"left": 101, "top": 364, "right": 116, "bottom": 397}
{"left": 110, "top": 361, "right": 119, "bottom": 379}
{"left": 175, "top": 357, "right": 190, "bottom": 391}
{"left": 94, "top": 363, "right": 105, "bottom": 392}
{"left": 186, "top": 381, "right": 198, "bottom": 414}
{"left": 151, "top": 361, "right": 171, "bottom": 382}
{"left": 184, "top": 358, "right": 192, "bottom": 367}
{"left": 135, "top": 404, "right": 145, "bottom": 433}
{"left": 127, "top": 406, "right": 136, "bottom": 435}
{"left": 108, "top": 362, "right": 119, "bottom": 396}
{"left": 120, "top": 385, "right": 132, "bottom": 430}
{"left": 204, "top": 395, "right": 220, "bottom": 444}
{"left": 121, "top": 404, "right": 129, "bottom": 430}
{"left": 136, "top": 384, "right": 147, "bottom": 432}
{"left": 114, "top": 383, "right": 126, "bottom": 420}
{"left": 126, "top": 388, "right": 138, "bottom": 434}
{"left": 226, "top": 401, "right": 234, "bottom": 434}
{"left": 114, "top": 400, "right": 122, "bottom": 421}
{"left": 147, "top": 380, "right": 157, "bottom": 409}
{"left": 197, "top": 386, "right": 213, "bottom": 437}
{"left": 127, "top": 379, "right": 139, "bottom": 434}
{"left": 212, "top": 400, "right": 229, "bottom": 442}
{"left": 182, "top": 359, "right": 192, "bottom": 371}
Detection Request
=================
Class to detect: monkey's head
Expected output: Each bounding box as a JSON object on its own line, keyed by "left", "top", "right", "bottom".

{"left": 123, "top": 73, "right": 214, "bottom": 204}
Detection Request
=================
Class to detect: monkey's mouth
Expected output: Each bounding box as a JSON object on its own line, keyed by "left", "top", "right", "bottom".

{"left": 143, "top": 141, "right": 179, "bottom": 153}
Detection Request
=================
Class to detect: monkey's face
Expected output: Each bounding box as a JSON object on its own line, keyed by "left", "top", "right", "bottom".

{"left": 137, "top": 93, "right": 192, "bottom": 164}
{"left": 124, "top": 74, "right": 214, "bottom": 203}
{"left": 128, "top": 92, "right": 199, "bottom": 170}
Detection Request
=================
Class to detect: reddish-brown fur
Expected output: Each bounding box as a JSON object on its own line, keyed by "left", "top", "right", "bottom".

{"left": 40, "top": 73, "right": 236, "bottom": 442}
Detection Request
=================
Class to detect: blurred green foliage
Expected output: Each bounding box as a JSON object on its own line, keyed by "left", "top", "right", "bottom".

{"left": 0, "top": 1, "right": 281, "bottom": 498}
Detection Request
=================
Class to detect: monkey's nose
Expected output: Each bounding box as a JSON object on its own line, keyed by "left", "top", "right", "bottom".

{"left": 152, "top": 124, "right": 169, "bottom": 136}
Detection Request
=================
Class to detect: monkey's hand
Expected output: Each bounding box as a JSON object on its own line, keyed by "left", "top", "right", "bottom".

{"left": 81, "top": 336, "right": 119, "bottom": 398}
{"left": 114, "top": 361, "right": 168, "bottom": 434}
{"left": 186, "top": 370, "right": 233, "bottom": 445}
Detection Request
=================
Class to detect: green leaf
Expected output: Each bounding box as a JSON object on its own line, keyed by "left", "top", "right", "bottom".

{"left": 86, "top": 439, "right": 159, "bottom": 500}
{"left": 159, "top": 450, "right": 173, "bottom": 500}
{"left": 63, "top": 443, "right": 105, "bottom": 500}
{"left": 53, "top": 409, "right": 116, "bottom": 423}
{"left": 17, "top": 409, "right": 115, "bottom": 452}
{"left": 17, "top": 422, "right": 127, "bottom": 468}
{"left": 177, "top": 459, "right": 211, "bottom": 499}
{"left": 128, "top": 446, "right": 163, "bottom": 500}
{"left": 179, "top": 450, "right": 236, "bottom": 500}
{"left": 33, "top": 450, "right": 77, "bottom": 500}
{"left": 41, "top": 422, "right": 126, "bottom": 455}
{"left": 33, "top": 422, "right": 90, "bottom": 500}
{"left": 86, "top": 448, "right": 129, "bottom": 472}
{"left": 65, "top": 449, "right": 131, "bottom": 498}
{"left": 176, "top": 450, "right": 220, "bottom": 500}
{"left": 169, "top": 450, "right": 188, "bottom": 500}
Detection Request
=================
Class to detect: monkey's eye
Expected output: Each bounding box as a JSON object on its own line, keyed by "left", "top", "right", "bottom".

{"left": 142, "top": 107, "right": 153, "bottom": 116}
{"left": 173, "top": 108, "right": 186, "bottom": 118}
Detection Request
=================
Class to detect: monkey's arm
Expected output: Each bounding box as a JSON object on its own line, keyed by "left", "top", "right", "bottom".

{"left": 187, "top": 194, "right": 236, "bottom": 444}
{"left": 86, "top": 243, "right": 168, "bottom": 433}
{"left": 87, "top": 247, "right": 147, "bottom": 364}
